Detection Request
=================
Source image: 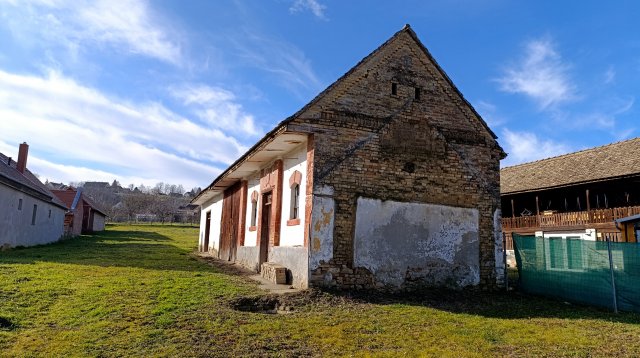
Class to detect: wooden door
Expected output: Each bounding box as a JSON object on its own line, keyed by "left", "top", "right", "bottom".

{"left": 259, "top": 192, "right": 272, "bottom": 270}
{"left": 219, "top": 182, "right": 242, "bottom": 261}
{"left": 203, "top": 211, "right": 211, "bottom": 252}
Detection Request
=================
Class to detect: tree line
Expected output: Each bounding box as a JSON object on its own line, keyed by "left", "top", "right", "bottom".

{"left": 69, "top": 180, "right": 202, "bottom": 225}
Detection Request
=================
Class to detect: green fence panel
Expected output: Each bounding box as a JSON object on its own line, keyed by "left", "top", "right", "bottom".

{"left": 513, "top": 234, "right": 640, "bottom": 312}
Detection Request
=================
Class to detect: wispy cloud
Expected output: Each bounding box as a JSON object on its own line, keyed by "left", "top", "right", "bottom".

{"left": 231, "top": 30, "right": 323, "bottom": 96}
{"left": 497, "top": 38, "right": 576, "bottom": 109}
{"left": 501, "top": 129, "right": 572, "bottom": 166}
{"left": 170, "top": 84, "right": 260, "bottom": 136}
{"left": 289, "top": 0, "right": 327, "bottom": 20}
{"left": 0, "top": 0, "right": 182, "bottom": 65}
{"left": 604, "top": 66, "right": 616, "bottom": 84}
{"left": 0, "top": 69, "right": 250, "bottom": 188}
{"left": 474, "top": 100, "right": 507, "bottom": 127}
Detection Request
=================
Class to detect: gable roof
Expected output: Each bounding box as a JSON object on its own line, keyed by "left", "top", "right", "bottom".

{"left": 51, "top": 187, "right": 107, "bottom": 216}
{"left": 0, "top": 152, "right": 67, "bottom": 209}
{"left": 192, "top": 24, "right": 503, "bottom": 205}
{"left": 501, "top": 137, "right": 640, "bottom": 195}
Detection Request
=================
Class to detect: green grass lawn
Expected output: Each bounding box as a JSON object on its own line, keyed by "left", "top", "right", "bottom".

{"left": 1, "top": 224, "right": 639, "bottom": 357}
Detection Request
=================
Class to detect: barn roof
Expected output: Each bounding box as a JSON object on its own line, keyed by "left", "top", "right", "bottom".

{"left": 51, "top": 187, "right": 108, "bottom": 216}
{"left": 0, "top": 151, "right": 68, "bottom": 209}
{"left": 192, "top": 24, "right": 503, "bottom": 205}
{"left": 501, "top": 137, "right": 640, "bottom": 195}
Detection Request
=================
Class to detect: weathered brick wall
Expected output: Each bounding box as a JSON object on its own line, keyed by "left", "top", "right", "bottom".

{"left": 291, "top": 30, "right": 503, "bottom": 289}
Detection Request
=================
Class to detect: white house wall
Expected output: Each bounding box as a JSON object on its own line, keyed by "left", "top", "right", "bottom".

{"left": 199, "top": 194, "right": 223, "bottom": 253}
{"left": 279, "top": 143, "right": 307, "bottom": 247}
{"left": 353, "top": 197, "right": 480, "bottom": 289}
{"left": 243, "top": 178, "right": 261, "bottom": 247}
{"left": 0, "top": 184, "right": 66, "bottom": 248}
{"left": 92, "top": 214, "right": 106, "bottom": 232}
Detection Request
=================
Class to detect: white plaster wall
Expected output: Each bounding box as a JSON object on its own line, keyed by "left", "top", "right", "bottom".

{"left": 279, "top": 143, "right": 307, "bottom": 247}
{"left": 354, "top": 197, "right": 480, "bottom": 289}
{"left": 93, "top": 214, "right": 106, "bottom": 232}
{"left": 199, "top": 194, "right": 223, "bottom": 252}
{"left": 309, "top": 185, "right": 334, "bottom": 272}
{"left": 0, "top": 184, "right": 66, "bottom": 248}
{"left": 243, "top": 177, "right": 260, "bottom": 247}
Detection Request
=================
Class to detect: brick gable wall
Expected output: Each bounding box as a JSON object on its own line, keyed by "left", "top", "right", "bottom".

{"left": 290, "top": 31, "right": 502, "bottom": 289}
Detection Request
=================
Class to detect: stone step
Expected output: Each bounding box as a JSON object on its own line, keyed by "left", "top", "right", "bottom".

{"left": 261, "top": 262, "right": 287, "bottom": 285}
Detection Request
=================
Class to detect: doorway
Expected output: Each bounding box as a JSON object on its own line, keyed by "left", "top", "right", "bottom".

{"left": 203, "top": 211, "right": 211, "bottom": 252}
{"left": 259, "top": 192, "right": 272, "bottom": 270}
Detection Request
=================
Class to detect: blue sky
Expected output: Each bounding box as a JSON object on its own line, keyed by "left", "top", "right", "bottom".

{"left": 1, "top": 1, "right": 638, "bottom": 189}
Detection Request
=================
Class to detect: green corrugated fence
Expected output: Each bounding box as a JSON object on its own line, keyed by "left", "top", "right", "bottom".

{"left": 513, "top": 234, "right": 640, "bottom": 312}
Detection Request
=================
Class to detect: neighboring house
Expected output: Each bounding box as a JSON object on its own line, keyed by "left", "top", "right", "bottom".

{"left": 51, "top": 187, "right": 107, "bottom": 236}
{"left": 502, "top": 137, "right": 640, "bottom": 250}
{"left": 616, "top": 214, "right": 640, "bottom": 243}
{"left": 192, "top": 25, "right": 505, "bottom": 290}
{"left": 0, "top": 143, "right": 68, "bottom": 248}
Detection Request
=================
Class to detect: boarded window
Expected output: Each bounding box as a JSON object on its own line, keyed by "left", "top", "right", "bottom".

{"left": 290, "top": 184, "right": 300, "bottom": 220}
{"left": 250, "top": 198, "right": 258, "bottom": 227}
{"left": 31, "top": 204, "right": 37, "bottom": 225}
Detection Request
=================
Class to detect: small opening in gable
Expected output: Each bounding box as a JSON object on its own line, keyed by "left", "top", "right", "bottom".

{"left": 391, "top": 83, "right": 397, "bottom": 95}
{"left": 415, "top": 87, "right": 421, "bottom": 100}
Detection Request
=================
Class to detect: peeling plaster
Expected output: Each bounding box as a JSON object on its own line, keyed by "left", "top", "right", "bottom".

{"left": 354, "top": 197, "right": 480, "bottom": 289}
{"left": 309, "top": 185, "right": 334, "bottom": 271}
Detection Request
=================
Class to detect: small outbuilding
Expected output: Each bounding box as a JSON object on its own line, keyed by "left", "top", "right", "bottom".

{"left": 51, "top": 187, "right": 107, "bottom": 236}
{"left": 192, "top": 25, "right": 505, "bottom": 290}
{"left": 0, "top": 143, "right": 68, "bottom": 248}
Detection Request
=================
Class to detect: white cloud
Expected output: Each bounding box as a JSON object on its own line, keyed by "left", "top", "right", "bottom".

{"left": 604, "top": 66, "right": 616, "bottom": 84}
{"left": 498, "top": 38, "right": 576, "bottom": 109}
{"left": 170, "top": 84, "right": 260, "bottom": 136}
{"left": 0, "top": 0, "right": 182, "bottom": 65}
{"left": 474, "top": 100, "right": 506, "bottom": 127}
{"left": 231, "top": 31, "right": 323, "bottom": 96}
{"left": 289, "top": 0, "right": 327, "bottom": 20}
{"left": 0, "top": 69, "right": 251, "bottom": 188}
{"left": 501, "top": 129, "right": 572, "bottom": 167}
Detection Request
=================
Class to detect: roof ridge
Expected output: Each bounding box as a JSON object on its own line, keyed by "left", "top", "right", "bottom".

{"left": 501, "top": 136, "right": 640, "bottom": 171}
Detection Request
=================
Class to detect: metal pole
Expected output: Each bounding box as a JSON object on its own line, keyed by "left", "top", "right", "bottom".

{"left": 503, "top": 232, "right": 508, "bottom": 291}
{"left": 606, "top": 236, "right": 619, "bottom": 313}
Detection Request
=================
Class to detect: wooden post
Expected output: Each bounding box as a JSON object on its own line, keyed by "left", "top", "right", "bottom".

{"left": 535, "top": 196, "right": 540, "bottom": 216}
{"left": 511, "top": 198, "right": 515, "bottom": 218}
{"left": 586, "top": 189, "right": 591, "bottom": 221}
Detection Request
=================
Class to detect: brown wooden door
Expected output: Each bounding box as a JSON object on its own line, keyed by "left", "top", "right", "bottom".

{"left": 219, "top": 182, "right": 242, "bottom": 261}
{"left": 259, "top": 192, "right": 272, "bottom": 270}
{"left": 203, "top": 211, "right": 211, "bottom": 252}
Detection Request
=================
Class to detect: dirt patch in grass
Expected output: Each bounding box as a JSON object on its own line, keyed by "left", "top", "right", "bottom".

{"left": 0, "top": 316, "right": 16, "bottom": 330}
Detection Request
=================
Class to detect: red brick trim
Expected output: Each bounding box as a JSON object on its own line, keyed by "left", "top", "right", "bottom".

{"left": 289, "top": 170, "right": 302, "bottom": 188}
{"left": 303, "top": 135, "right": 314, "bottom": 248}
{"left": 237, "top": 180, "right": 248, "bottom": 246}
{"left": 272, "top": 160, "right": 284, "bottom": 247}
{"left": 248, "top": 225, "right": 257, "bottom": 232}
{"left": 287, "top": 218, "right": 301, "bottom": 226}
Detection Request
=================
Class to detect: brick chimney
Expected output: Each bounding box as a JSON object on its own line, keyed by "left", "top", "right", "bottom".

{"left": 17, "top": 142, "right": 28, "bottom": 174}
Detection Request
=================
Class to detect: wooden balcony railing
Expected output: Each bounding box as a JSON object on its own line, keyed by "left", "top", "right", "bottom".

{"left": 502, "top": 205, "right": 640, "bottom": 230}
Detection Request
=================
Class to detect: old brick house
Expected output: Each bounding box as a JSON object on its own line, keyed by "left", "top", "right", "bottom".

{"left": 192, "top": 25, "right": 505, "bottom": 290}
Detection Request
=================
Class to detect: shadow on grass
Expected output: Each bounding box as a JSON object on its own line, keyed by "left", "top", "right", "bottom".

{"left": 0, "top": 229, "right": 208, "bottom": 273}
{"left": 318, "top": 288, "right": 640, "bottom": 323}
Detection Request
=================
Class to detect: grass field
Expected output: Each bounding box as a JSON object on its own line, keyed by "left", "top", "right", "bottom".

{"left": 1, "top": 224, "right": 639, "bottom": 357}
